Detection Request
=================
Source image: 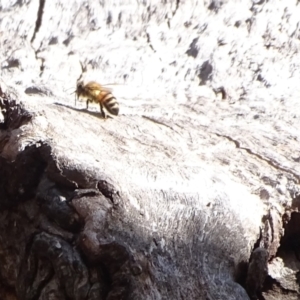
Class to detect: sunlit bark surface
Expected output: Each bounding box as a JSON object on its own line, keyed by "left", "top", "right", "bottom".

{"left": 0, "top": 1, "right": 300, "bottom": 299}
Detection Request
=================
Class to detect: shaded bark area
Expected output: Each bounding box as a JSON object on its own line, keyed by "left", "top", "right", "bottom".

{"left": 0, "top": 87, "right": 32, "bottom": 130}
{"left": 0, "top": 143, "right": 132, "bottom": 300}
{"left": 0, "top": 92, "right": 133, "bottom": 299}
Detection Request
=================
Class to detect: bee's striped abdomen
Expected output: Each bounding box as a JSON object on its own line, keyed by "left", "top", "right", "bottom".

{"left": 102, "top": 93, "right": 119, "bottom": 116}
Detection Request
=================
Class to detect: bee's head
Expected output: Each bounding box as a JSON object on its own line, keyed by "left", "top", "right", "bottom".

{"left": 76, "top": 81, "right": 84, "bottom": 95}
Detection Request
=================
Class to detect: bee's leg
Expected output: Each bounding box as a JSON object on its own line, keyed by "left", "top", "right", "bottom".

{"left": 86, "top": 99, "right": 89, "bottom": 110}
{"left": 100, "top": 103, "right": 106, "bottom": 118}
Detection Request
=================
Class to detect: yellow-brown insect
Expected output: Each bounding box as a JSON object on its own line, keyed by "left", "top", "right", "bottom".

{"left": 75, "top": 81, "right": 119, "bottom": 118}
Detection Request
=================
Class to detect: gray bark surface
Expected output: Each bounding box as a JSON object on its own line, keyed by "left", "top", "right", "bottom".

{"left": 0, "top": 0, "right": 300, "bottom": 299}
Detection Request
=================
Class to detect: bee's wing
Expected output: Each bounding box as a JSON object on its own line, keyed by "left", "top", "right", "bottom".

{"left": 99, "top": 86, "right": 113, "bottom": 92}
{"left": 101, "top": 83, "right": 121, "bottom": 87}
{"left": 86, "top": 82, "right": 113, "bottom": 93}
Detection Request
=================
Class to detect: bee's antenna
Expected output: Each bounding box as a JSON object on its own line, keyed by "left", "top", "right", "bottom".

{"left": 64, "top": 87, "right": 75, "bottom": 92}
{"left": 74, "top": 91, "right": 77, "bottom": 107}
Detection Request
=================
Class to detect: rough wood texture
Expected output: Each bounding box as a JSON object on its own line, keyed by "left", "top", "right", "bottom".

{"left": 0, "top": 1, "right": 300, "bottom": 299}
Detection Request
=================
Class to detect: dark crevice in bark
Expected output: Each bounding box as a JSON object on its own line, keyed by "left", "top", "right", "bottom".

{"left": 37, "top": 177, "right": 81, "bottom": 232}
{"left": 146, "top": 32, "right": 156, "bottom": 52}
{"left": 142, "top": 115, "right": 180, "bottom": 134}
{"left": 97, "top": 180, "right": 120, "bottom": 206}
{"left": 31, "top": 0, "right": 46, "bottom": 43}
{"left": 245, "top": 248, "right": 268, "bottom": 300}
{"left": 0, "top": 87, "right": 32, "bottom": 130}
{"left": 234, "top": 260, "right": 248, "bottom": 292}
{"left": 198, "top": 60, "right": 213, "bottom": 85}
{"left": 256, "top": 210, "right": 300, "bottom": 297}
{"left": 261, "top": 212, "right": 276, "bottom": 253}
{"left": 278, "top": 211, "right": 300, "bottom": 261}
{"left": 236, "top": 225, "right": 270, "bottom": 300}
{"left": 208, "top": 0, "right": 223, "bottom": 13}
{"left": 38, "top": 57, "right": 45, "bottom": 77}
{"left": 214, "top": 133, "right": 300, "bottom": 182}
{"left": 186, "top": 37, "right": 199, "bottom": 58}
{"left": 213, "top": 86, "right": 227, "bottom": 99}
{"left": 0, "top": 144, "right": 47, "bottom": 208}
{"left": 173, "top": 0, "right": 180, "bottom": 16}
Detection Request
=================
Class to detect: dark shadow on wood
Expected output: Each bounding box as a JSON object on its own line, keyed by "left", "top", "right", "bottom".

{"left": 53, "top": 102, "right": 106, "bottom": 119}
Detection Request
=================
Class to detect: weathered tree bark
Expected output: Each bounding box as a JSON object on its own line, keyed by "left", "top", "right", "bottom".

{"left": 0, "top": 0, "right": 300, "bottom": 299}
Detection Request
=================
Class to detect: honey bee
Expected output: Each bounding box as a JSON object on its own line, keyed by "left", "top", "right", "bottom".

{"left": 75, "top": 81, "right": 119, "bottom": 118}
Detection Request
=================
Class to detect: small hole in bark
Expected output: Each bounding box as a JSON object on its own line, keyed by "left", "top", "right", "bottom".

{"left": 234, "top": 260, "right": 248, "bottom": 288}
{"left": 277, "top": 211, "right": 300, "bottom": 260}
{"left": 106, "top": 11, "right": 112, "bottom": 25}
